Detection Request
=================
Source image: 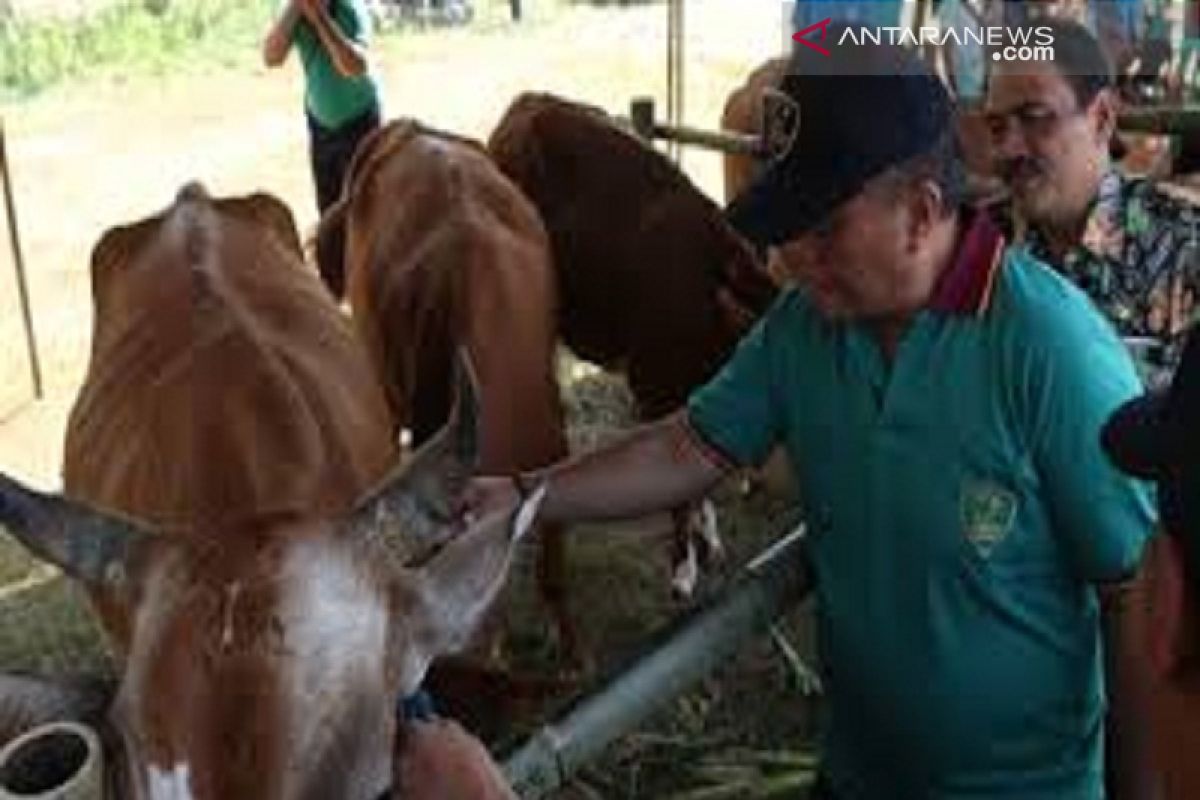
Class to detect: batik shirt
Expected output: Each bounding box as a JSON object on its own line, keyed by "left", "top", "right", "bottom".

{"left": 993, "top": 170, "right": 1200, "bottom": 388}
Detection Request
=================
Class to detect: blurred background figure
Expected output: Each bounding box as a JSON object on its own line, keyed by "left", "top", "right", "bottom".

{"left": 262, "top": 0, "right": 382, "bottom": 299}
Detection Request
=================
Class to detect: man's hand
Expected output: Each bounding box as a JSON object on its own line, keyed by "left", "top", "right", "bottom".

{"left": 395, "top": 719, "right": 518, "bottom": 800}
{"left": 294, "top": 0, "right": 322, "bottom": 17}
{"left": 456, "top": 476, "right": 522, "bottom": 528}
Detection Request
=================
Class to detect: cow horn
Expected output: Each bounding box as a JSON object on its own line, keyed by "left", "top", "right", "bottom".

{"left": 0, "top": 473, "right": 148, "bottom": 587}
{"left": 351, "top": 350, "right": 481, "bottom": 552}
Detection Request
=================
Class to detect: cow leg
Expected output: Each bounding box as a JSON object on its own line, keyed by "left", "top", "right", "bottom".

{"left": 535, "top": 518, "right": 586, "bottom": 672}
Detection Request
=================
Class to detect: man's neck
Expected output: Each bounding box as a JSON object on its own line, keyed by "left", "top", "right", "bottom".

{"left": 1029, "top": 167, "right": 1110, "bottom": 262}
{"left": 1038, "top": 213, "right": 1089, "bottom": 261}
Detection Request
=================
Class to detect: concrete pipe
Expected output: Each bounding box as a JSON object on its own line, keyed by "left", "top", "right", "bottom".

{"left": 0, "top": 722, "right": 103, "bottom": 800}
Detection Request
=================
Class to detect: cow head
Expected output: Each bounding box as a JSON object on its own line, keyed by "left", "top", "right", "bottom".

{"left": 0, "top": 362, "right": 540, "bottom": 800}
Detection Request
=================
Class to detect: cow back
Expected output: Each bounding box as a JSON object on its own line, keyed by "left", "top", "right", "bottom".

{"left": 488, "top": 92, "right": 777, "bottom": 417}
{"left": 340, "top": 120, "right": 565, "bottom": 471}
{"left": 63, "top": 192, "right": 396, "bottom": 531}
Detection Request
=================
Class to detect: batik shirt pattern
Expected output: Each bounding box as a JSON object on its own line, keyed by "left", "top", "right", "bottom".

{"left": 995, "top": 171, "right": 1200, "bottom": 388}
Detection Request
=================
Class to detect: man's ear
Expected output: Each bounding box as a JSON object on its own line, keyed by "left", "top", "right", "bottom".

{"left": 1090, "top": 88, "right": 1119, "bottom": 150}
{"left": 906, "top": 178, "right": 945, "bottom": 252}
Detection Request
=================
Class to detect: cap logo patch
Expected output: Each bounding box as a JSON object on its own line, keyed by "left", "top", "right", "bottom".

{"left": 762, "top": 87, "right": 801, "bottom": 164}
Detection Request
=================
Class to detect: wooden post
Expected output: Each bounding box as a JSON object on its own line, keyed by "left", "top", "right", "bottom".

{"left": 666, "top": 0, "right": 684, "bottom": 164}
{"left": 0, "top": 118, "right": 44, "bottom": 401}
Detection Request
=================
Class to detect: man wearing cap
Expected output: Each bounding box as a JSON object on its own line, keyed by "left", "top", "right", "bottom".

{"left": 1103, "top": 327, "right": 1200, "bottom": 799}
{"left": 985, "top": 18, "right": 1200, "bottom": 389}
{"left": 459, "top": 32, "right": 1156, "bottom": 800}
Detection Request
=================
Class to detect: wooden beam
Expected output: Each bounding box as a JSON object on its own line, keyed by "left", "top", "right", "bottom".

{"left": 0, "top": 117, "right": 43, "bottom": 401}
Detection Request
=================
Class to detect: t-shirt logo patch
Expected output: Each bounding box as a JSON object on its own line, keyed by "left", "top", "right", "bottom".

{"left": 960, "top": 480, "right": 1018, "bottom": 557}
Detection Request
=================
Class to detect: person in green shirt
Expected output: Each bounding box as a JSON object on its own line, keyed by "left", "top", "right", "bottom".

{"left": 263, "top": 0, "right": 382, "bottom": 298}
{"left": 458, "top": 30, "right": 1160, "bottom": 800}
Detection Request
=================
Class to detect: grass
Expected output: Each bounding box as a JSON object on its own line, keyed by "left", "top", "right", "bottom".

{"left": 1, "top": 0, "right": 275, "bottom": 102}
{"left": 0, "top": 0, "right": 591, "bottom": 104}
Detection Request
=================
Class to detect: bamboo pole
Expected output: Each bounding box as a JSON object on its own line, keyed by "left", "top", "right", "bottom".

{"left": 502, "top": 522, "right": 815, "bottom": 798}
{"left": 0, "top": 117, "right": 43, "bottom": 401}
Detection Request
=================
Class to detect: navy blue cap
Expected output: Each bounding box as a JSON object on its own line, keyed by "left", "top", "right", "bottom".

{"left": 1103, "top": 327, "right": 1200, "bottom": 480}
{"left": 726, "top": 27, "right": 955, "bottom": 246}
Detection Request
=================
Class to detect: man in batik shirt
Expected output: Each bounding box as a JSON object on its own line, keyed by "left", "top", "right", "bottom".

{"left": 985, "top": 18, "right": 1200, "bottom": 387}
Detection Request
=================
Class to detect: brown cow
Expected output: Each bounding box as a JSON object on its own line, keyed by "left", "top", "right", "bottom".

{"left": 487, "top": 92, "right": 778, "bottom": 595}
{"left": 0, "top": 184, "right": 538, "bottom": 800}
{"left": 313, "top": 119, "right": 579, "bottom": 667}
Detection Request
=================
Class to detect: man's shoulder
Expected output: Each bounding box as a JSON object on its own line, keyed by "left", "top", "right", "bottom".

{"left": 991, "top": 249, "right": 1143, "bottom": 406}
{"left": 341, "top": 0, "right": 373, "bottom": 32}
{"left": 1117, "top": 172, "right": 1200, "bottom": 229}
{"left": 991, "top": 246, "right": 1123, "bottom": 348}
{"left": 734, "top": 288, "right": 833, "bottom": 363}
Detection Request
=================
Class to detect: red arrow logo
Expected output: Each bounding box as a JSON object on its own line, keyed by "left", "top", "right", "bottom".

{"left": 792, "top": 17, "right": 832, "bottom": 56}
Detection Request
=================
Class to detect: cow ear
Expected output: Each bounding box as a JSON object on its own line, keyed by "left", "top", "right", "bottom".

{"left": 0, "top": 472, "right": 151, "bottom": 588}
{"left": 391, "top": 483, "right": 546, "bottom": 694}
{"left": 350, "top": 350, "right": 480, "bottom": 554}
{"left": 239, "top": 193, "right": 304, "bottom": 260}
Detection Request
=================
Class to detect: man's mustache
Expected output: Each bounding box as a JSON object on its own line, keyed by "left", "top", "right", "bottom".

{"left": 999, "top": 158, "right": 1047, "bottom": 183}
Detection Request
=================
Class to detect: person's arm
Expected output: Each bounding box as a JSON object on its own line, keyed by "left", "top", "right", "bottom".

{"left": 1099, "top": 575, "right": 1162, "bottom": 800}
{"left": 297, "top": 0, "right": 368, "bottom": 78}
{"left": 395, "top": 719, "right": 518, "bottom": 800}
{"left": 262, "top": 0, "right": 303, "bottom": 68}
{"left": 463, "top": 298, "right": 789, "bottom": 531}
{"left": 462, "top": 411, "right": 729, "bottom": 531}
{"left": 533, "top": 410, "right": 730, "bottom": 526}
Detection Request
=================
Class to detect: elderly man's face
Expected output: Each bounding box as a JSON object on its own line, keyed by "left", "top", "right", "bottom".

{"left": 985, "top": 63, "right": 1113, "bottom": 228}
{"left": 770, "top": 178, "right": 940, "bottom": 322}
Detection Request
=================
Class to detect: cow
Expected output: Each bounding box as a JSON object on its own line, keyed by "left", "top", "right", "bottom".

{"left": 0, "top": 184, "right": 539, "bottom": 800}
{"left": 313, "top": 119, "right": 579, "bottom": 669}
{"left": 487, "top": 92, "right": 779, "bottom": 596}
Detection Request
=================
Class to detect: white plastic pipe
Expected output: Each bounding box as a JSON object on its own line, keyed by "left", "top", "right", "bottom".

{"left": 0, "top": 722, "right": 103, "bottom": 800}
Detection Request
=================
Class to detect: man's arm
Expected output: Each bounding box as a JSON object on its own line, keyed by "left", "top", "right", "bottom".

{"left": 297, "top": 0, "right": 368, "bottom": 78}
{"left": 463, "top": 299, "right": 784, "bottom": 531}
{"left": 396, "top": 719, "right": 518, "bottom": 800}
{"left": 464, "top": 410, "right": 730, "bottom": 529}
{"left": 536, "top": 410, "right": 730, "bottom": 525}
{"left": 1099, "top": 576, "right": 1163, "bottom": 800}
{"left": 262, "top": 0, "right": 303, "bottom": 68}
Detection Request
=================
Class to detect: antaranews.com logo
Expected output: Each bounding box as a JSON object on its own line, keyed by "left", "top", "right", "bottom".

{"left": 780, "top": 3, "right": 1056, "bottom": 66}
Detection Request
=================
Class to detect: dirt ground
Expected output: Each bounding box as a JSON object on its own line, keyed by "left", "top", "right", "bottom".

{"left": 0, "top": 3, "right": 820, "bottom": 796}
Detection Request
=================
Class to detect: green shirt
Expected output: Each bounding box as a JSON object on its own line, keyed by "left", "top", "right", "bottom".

{"left": 687, "top": 214, "right": 1155, "bottom": 798}
{"left": 293, "top": 0, "right": 380, "bottom": 130}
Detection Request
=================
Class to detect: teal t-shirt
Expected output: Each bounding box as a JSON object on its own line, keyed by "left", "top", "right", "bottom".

{"left": 293, "top": 0, "right": 380, "bottom": 130}
{"left": 687, "top": 249, "right": 1156, "bottom": 799}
